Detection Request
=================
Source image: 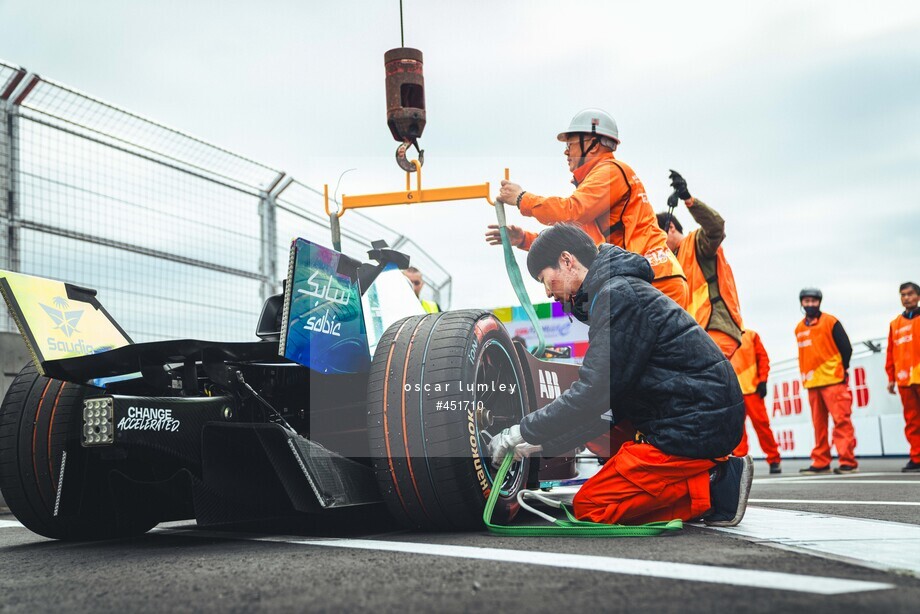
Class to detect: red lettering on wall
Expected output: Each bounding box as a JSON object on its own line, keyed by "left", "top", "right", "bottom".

{"left": 775, "top": 429, "right": 795, "bottom": 451}
{"left": 772, "top": 381, "right": 803, "bottom": 417}
{"left": 850, "top": 366, "right": 870, "bottom": 408}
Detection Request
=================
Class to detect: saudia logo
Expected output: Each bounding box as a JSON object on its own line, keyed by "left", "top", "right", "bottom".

{"left": 40, "top": 297, "right": 83, "bottom": 337}
{"left": 40, "top": 296, "right": 100, "bottom": 354}
{"left": 538, "top": 369, "right": 561, "bottom": 399}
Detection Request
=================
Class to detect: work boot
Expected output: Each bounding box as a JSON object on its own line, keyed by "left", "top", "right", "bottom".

{"left": 902, "top": 461, "right": 920, "bottom": 473}
{"left": 704, "top": 455, "right": 753, "bottom": 527}
{"left": 833, "top": 465, "right": 859, "bottom": 475}
{"left": 798, "top": 465, "right": 831, "bottom": 475}
{"left": 769, "top": 462, "right": 782, "bottom": 475}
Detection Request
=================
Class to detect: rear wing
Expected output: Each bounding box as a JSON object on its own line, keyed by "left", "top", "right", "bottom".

{"left": 0, "top": 270, "right": 132, "bottom": 376}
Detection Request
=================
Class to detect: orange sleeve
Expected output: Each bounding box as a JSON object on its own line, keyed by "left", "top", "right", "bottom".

{"left": 519, "top": 230, "right": 537, "bottom": 251}
{"left": 886, "top": 323, "right": 896, "bottom": 383}
{"left": 519, "top": 162, "right": 628, "bottom": 227}
{"left": 753, "top": 332, "right": 770, "bottom": 383}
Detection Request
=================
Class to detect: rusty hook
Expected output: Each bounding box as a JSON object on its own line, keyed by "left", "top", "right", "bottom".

{"left": 396, "top": 140, "right": 424, "bottom": 173}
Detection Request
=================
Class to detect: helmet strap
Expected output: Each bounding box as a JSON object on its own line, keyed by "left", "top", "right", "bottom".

{"left": 574, "top": 134, "right": 600, "bottom": 169}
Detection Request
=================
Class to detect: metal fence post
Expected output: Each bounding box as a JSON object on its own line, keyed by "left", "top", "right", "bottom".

{"left": 0, "top": 100, "right": 10, "bottom": 273}
{"left": 259, "top": 172, "right": 286, "bottom": 300}
{"left": 0, "top": 100, "right": 11, "bottom": 333}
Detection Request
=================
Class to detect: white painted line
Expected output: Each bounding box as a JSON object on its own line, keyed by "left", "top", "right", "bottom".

{"left": 750, "top": 499, "right": 920, "bottom": 506}
{"left": 262, "top": 536, "right": 890, "bottom": 595}
{"left": 713, "top": 507, "right": 920, "bottom": 576}
{"left": 754, "top": 472, "right": 892, "bottom": 483}
{"left": 0, "top": 519, "right": 24, "bottom": 529}
{"left": 151, "top": 525, "right": 893, "bottom": 595}
{"left": 755, "top": 480, "right": 920, "bottom": 486}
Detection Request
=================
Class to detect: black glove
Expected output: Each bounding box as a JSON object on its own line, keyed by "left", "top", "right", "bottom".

{"left": 669, "top": 170, "right": 692, "bottom": 201}
{"left": 756, "top": 382, "right": 768, "bottom": 398}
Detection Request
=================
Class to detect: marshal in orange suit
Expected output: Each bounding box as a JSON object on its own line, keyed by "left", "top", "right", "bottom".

{"left": 485, "top": 108, "right": 689, "bottom": 309}
{"left": 886, "top": 282, "right": 920, "bottom": 473}
{"left": 796, "top": 288, "right": 857, "bottom": 475}
{"left": 731, "top": 329, "right": 782, "bottom": 473}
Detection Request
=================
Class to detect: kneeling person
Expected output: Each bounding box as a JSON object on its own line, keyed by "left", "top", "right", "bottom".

{"left": 489, "top": 224, "right": 751, "bottom": 526}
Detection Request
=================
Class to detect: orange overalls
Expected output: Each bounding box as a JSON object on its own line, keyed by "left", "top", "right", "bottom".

{"left": 574, "top": 440, "right": 715, "bottom": 524}
{"left": 518, "top": 152, "right": 689, "bottom": 309}
{"left": 796, "top": 314, "right": 857, "bottom": 468}
{"left": 730, "top": 330, "right": 780, "bottom": 464}
{"left": 886, "top": 313, "right": 920, "bottom": 464}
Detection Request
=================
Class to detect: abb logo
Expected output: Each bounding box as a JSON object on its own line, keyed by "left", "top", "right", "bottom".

{"left": 775, "top": 430, "right": 795, "bottom": 451}
{"left": 538, "top": 370, "right": 561, "bottom": 399}
{"left": 772, "top": 381, "right": 803, "bottom": 417}
{"left": 849, "top": 366, "right": 870, "bottom": 408}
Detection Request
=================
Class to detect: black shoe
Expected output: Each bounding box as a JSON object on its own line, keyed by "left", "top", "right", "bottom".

{"left": 705, "top": 455, "right": 753, "bottom": 527}
{"left": 799, "top": 465, "right": 831, "bottom": 475}
{"left": 903, "top": 461, "right": 920, "bottom": 473}
{"left": 769, "top": 462, "right": 782, "bottom": 474}
{"left": 833, "top": 465, "right": 859, "bottom": 475}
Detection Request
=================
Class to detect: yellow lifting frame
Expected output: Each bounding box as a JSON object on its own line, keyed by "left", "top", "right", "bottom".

{"left": 324, "top": 159, "right": 508, "bottom": 218}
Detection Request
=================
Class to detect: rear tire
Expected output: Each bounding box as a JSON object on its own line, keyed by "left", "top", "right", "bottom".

{"left": 0, "top": 363, "right": 156, "bottom": 540}
{"left": 367, "top": 310, "right": 531, "bottom": 530}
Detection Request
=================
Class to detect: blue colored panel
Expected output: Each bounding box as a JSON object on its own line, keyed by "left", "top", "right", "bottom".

{"left": 282, "top": 239, "right": 370, "bottom": 374}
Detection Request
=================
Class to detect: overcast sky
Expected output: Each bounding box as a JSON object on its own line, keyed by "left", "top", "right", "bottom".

{"left": 2, "top": 0, "right": 918, "bottom": 361}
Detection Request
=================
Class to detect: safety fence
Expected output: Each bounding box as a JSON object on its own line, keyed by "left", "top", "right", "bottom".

{"left": 0, "top": 59, "right": 450, "bottom": 343}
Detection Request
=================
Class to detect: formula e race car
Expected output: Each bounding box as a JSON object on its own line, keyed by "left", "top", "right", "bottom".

{"left": 0, "top": 238, "right": 583, "bottom": 540}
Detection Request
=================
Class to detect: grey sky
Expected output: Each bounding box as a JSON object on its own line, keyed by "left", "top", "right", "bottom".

{"left": 2, "top": 0, "right": 918, "bottom": 361}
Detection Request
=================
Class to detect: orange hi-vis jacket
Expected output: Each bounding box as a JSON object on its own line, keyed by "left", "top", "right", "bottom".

{"left": 518, "top": 152, "right": 685, "bottom": 285}
{"left": 676, "top": 229, "right": 743, "bottom": 333}
{"left": 730, "top": 330, "right": 770, "bottom": 395}
{"left": 886, "top": 313, "right": 920, "bottom": 386}
{"left": 796, "top": 314, "right": 845, "bottom": 389}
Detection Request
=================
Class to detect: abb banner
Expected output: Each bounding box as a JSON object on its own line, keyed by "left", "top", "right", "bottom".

{"left": 747, "top": 342, "right": 908, "bottom": 459}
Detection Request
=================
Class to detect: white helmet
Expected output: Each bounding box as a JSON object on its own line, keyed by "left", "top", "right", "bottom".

{"left": 557, "top": 108, "right": 619, "bottom": 147}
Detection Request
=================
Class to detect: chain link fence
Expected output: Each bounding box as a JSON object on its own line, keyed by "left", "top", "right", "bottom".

{"left": 0, "top": 59, "right": 450, "bottom": 343}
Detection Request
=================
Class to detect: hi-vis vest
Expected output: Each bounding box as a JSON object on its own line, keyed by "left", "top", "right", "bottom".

{"left": 676, "top": 229, "right": 743, "bottom": 332}
{"left": 420, "top": 299, "right": 440, "bottom": 314}
{"left": 887, "top": 314, "right": 920, "bottom": 386}
{"left": 796, "top": 314, "right": 844, "bottom": 389}
{"left": 731, "top": 330, "right": 763, "bottom": 395}
{"left": 590, "top": 157, "right": 686, "bottom": 285}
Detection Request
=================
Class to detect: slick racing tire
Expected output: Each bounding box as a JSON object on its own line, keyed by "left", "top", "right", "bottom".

{"left": 367, "top": 310, "right": 531, "bottom": 530}
{"left": 0, "top": 363, "right": 156, "bottom": 540}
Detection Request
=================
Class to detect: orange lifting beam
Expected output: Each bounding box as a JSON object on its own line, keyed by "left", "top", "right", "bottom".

{"left": 325, "top": 159, "right": 508, "bottom": 218}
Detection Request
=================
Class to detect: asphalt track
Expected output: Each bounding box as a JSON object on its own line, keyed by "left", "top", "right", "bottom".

{"left": 2, "top": 458, "right": 919, "bottom": 613}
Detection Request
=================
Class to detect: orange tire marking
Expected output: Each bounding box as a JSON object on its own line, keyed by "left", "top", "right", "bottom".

{"left": 382, "top": 319, "right": 412, "bottom": 517}
{"left": 401, "top": 318, "right": 431, "bottom": 522}
{"left": 47, "top": 382, "right": 67, "bottom": 490}
{"left": 31, "top": 379, "right": 53, "bottom": 511}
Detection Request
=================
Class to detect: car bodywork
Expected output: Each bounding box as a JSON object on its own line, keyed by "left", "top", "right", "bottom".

{"left": 0, "top": 237, "right": 581, "bottom": 531}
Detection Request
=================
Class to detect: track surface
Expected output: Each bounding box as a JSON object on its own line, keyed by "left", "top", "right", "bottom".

{"left": 2, "top": 458, "right": 919, "bottom": 613}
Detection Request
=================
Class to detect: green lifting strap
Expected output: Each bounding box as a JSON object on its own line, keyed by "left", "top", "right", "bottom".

{"left": 482, "top": 454, "right": 683, "bottom": 537}
{"left": 494, "top": 201, "right": 547, "bottom": 357}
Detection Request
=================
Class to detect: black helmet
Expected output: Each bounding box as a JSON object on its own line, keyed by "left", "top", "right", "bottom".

{"left": 799, "top": 287, "right": 823, "bottom": 301}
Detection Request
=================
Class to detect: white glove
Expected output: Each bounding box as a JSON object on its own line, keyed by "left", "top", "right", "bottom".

{"left": 489, "top": 425, "right": 543, "bottom": 467}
